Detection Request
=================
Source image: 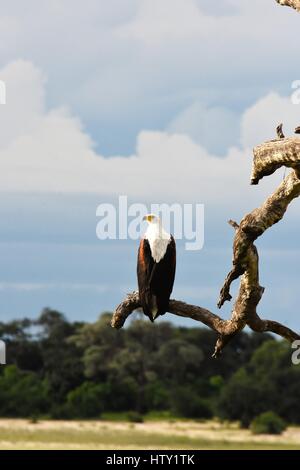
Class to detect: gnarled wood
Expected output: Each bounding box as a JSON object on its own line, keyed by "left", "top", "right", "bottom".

{"left": 111, "top": 287, "right": 300, "bottom": 358}
{"left": 251, "top": 136, "right": 300, "bottom": 185}
{"left": 275, "top": 0, "right": 300, "bottom": 12}
{"left": 218, "top": 171, "right": 300, "bottom": 309}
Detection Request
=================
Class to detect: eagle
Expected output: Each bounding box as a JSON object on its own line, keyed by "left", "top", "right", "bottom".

{"left": 137, "top": 214, "right": 176, "bottom": 322}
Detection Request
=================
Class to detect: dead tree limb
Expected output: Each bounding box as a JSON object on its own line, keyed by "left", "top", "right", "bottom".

{"left": 112, "top": 125, "right": 300, "bottom": 357}
{"left": 275, "top": 0, "right": 300, "bottom": 12}
{"left": 219, "top": 130, "right": 300, "bottom": 309}
{"left": 218, "top": 170, "right": 300, "bottom": 308}
{"left": 251, "top": 136, "right": 300, "bottom": 184}
{"left": 112, "top": 283, "right": 300, "bottom": 358}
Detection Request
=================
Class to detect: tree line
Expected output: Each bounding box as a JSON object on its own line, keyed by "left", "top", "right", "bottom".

{"left": 0, "top": 309, "right": 299, "bottom": 427}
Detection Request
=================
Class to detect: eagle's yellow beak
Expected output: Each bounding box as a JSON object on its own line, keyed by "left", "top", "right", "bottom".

{"left": 143, "top": 214, "right": 154, "bottom": 222}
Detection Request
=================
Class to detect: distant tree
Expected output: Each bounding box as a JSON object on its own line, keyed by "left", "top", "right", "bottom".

{"left": 37, "top": 308, "right": 84, "bottom": 407}
{"left": 0, "top": 365, "right": 48, "bottom": 417}
{"left": 170, "top": 386, "right": 213, "bottom": 419}
{"left": 0, "top": 318, "right": 44, "bottom": 372}
{"left": 0, "top": 311, "right": 298, "bottom": 423}
{"left": 217, "top": 367, "right": 266, "bottom": 427}
{"left": 67, "top": 382, "right": 105, "bottom": 418}
{"left": 250, "top": 411, "right": 287, "bottom": 435}
{"left": 217, "top": 340, "right": 300, "bottom": 427}
{"left": 70, "top": 312, "right": 124, "bottom": 380}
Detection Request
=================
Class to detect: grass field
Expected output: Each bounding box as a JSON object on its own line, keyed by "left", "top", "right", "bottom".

{"left": 0, "top": 419, "right": 299, "bottom": 450}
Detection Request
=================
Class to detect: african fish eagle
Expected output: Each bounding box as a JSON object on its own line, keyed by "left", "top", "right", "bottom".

{"left": 137, "top": 214, "right": 176, "bottom": 322}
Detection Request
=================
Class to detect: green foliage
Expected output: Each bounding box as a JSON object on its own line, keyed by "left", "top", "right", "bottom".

{"left": 37, "top": 309, "right": 85, "bottom": 402}
{"left": 127, "top": 411, "right": 144, "bottom": 423}
{"left": 51, "top": 382, "right": 109, "bottom": 419}
{"left": 0, "top": 365, "right": 48, "bottom": 417}
{"left": 144, "top": 410, "right": 176, "bottom": 421}
{"left": 67, "top": 382, "right": 105, "bottom": 418}
{"left": 209, "top": 375, "right": 224, "bottom": 391}
{"left": 218, "top": 340, "right": 300, "bottom": 427}
{"left": 0, "top": 312, "right": 298, "bottom": 426}
{"left": 171, "top": 386, "right": 213, "bottom": 419}
{"left": 217, "top": 367, "right": 265, "bottom": 427}
{"left": 250, "top": 411, "right": 287, "bottom": 435}
{"left": 144, "top": 381, "right": 169, "bottom": 410}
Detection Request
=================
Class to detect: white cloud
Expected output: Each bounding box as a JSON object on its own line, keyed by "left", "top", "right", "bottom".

{"left": 0, "top": 60, "right": 45, "bottom": 149}
{"left": 0, "top": 282, "right": 110, "bottom": 293}
{"left": 0, "top": 60, "right": 296, "bottom": 216}
{"left": 0, "top": 0, "right": 298, "bottom": 157}
{"left": 241, "top": 92, "right": 300, "bottom": 149}
{"left": 117, "top": 0, "right": 208, "bottom": 43}
{"left": 167, "top": 101, "right": 240, "bottom": 155}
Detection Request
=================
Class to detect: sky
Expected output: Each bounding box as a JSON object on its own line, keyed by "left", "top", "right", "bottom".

{"left": 0, "top": 0, "right": 300, "bottom": 330}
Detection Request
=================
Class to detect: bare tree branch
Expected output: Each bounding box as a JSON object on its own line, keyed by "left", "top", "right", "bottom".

{"left": 251, "top": 136, "right": 300, "bottom": 185}
{"left": 111, "top": 286, "right": 300, "bottom": 358}
{"left": 218, "top": 171, "right": 300, "bottom": 308}
{"left": 112, "top": 126, "right": 300, "bottom": 357}
{"left": 275, "top": 0, "right": 300, "bottom": 12}
{"left": 247, "top": 313, "right": 300, "bottom": 342}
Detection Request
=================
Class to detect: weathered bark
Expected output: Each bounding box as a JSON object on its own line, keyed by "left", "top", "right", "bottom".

{"left": 112, "top": 285, "right": 300, "bottom": 358}
{"left": 218, "top": 171, "right": 300, "bottom": 309}
{"left": 251, "top": 136, "right": 300, "bottom": 185}
{"left": 275, "top": 0, "right": 300, "bottom": 12}
{"left": 112, "top": 127, "right": 300, "bottom": 357}
{"left": 219, "top": 129, "right": 300, "bottom": 309}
